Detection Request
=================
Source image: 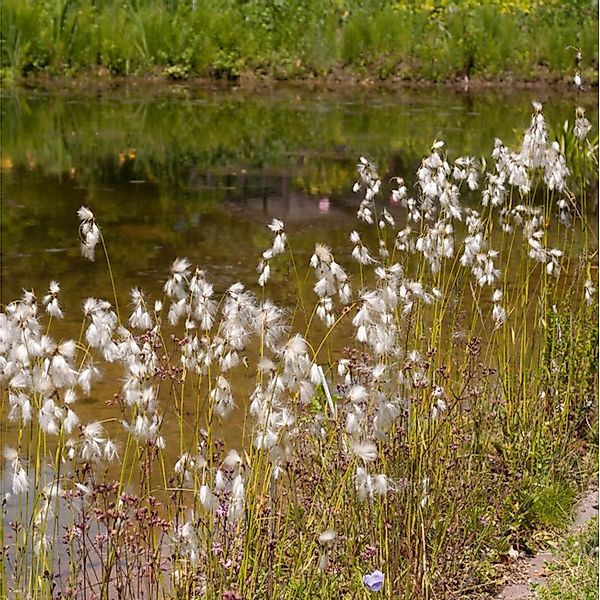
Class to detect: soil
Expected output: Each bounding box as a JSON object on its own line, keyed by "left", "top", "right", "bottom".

{"left": 6, "top": 67, "right": 599, "bottom": 98}
{"left": 494, "top": 486, "right": 599, "bottom": 600}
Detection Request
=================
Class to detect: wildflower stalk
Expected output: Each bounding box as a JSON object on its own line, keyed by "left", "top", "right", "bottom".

{"left": 99, "top": 230, "right": 121, "bottom": 324}
{"left": 1, "top": 100, "right": 597, "bottom": 599}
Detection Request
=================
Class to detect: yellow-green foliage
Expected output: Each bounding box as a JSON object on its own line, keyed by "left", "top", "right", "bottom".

{"left": 0, "top": 0, "right": 597, "bottom": 81}
{"left": 410, "top": 0, "right": 568, "bottom": 14}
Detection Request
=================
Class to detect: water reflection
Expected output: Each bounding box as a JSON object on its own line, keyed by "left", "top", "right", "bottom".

{"left": 0, "top": 84, "right": 597, "bottom": 455}
{"left": 2, "top": 86, "right": 596, "bottom": 308}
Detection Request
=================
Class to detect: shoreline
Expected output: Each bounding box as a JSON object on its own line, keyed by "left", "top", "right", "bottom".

{"left": 4, "top": 69, "right": 599, "bottom": 97}
{"left": 495, "top": 484, "right": 599, "bottom": 600}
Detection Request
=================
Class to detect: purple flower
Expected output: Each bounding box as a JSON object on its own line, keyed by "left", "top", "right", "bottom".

{"left": 363, "top": 569, "right": 384, "bottom": 592}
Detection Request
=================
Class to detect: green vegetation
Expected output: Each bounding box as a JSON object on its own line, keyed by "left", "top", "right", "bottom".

{"left": 1, "top": 0, "right": 598, "bottom": 83}
{"left": 0, "top": 101, "right": 598, "bottom": 598}
{"left": 2, "top": 89, "right": 597, "bottom": 196}
{"left": 537, "top": 517, "right": 599, "bottom": 600}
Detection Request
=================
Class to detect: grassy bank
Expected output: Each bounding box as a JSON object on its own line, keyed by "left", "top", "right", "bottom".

{"left": 0, "top": 100, "right": 598, "bottom": 598}
{"left": 1, "top": 0, "right": 598, "bottom": 84}
{"left": 538, "top": 517, "right": 599, "bottom": 600}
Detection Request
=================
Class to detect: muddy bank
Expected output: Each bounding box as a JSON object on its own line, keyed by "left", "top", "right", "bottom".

{"left": 5, "top": 67, "right": 598, "bottom": 98}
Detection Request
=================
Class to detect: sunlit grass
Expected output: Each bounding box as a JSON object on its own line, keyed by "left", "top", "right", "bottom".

{"left": 537, "top": 517, "right": 599, "bottom": 600}
{"left": 0, "top": 0, "right": 597, "bottom": 82}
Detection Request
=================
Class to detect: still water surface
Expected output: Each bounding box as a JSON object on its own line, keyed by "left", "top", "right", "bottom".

{"left": 1, "top": 84, "right": 597, "bottom": 455}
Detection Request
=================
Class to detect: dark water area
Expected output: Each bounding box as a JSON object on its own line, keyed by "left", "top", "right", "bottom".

{"left": 2, "top": 86, "right": 597, "bottom": 317}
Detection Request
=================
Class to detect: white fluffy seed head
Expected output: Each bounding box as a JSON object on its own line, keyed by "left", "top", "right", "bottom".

{"left": 350, "top": 440, "right": 378, "bottom": 462}
{"left": 318, "top": 529, "right": 337, "bottom": 544}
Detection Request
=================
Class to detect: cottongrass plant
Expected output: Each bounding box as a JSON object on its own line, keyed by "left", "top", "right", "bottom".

{"left": 0, "top": 102, "right": 597, "bottom": 599}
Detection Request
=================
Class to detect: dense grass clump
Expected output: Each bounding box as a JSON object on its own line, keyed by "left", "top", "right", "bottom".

{"left": 0, "top": 0, "right": 598, "bottom": 82}
{"left": 0, "top": 102, "right": 598, "bottom": 599}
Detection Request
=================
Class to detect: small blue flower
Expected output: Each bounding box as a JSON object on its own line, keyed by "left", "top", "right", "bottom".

{"left": 363, "top": 569, "right": 384, "bottom": 592}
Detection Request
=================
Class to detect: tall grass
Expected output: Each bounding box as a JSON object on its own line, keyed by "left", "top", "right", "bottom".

{"left": 0, "top": 0, "right": 598, "bottom": 82}
{"left": 0, "top": 101, "right": 598, "bottom": 598}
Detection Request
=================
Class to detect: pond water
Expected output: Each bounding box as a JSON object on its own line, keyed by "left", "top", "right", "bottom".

{"left": 2, "top": 85, "right": 596, "bottom": 306}
{"left": 1, "top": 83, "right": 597, "bottom": 459}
